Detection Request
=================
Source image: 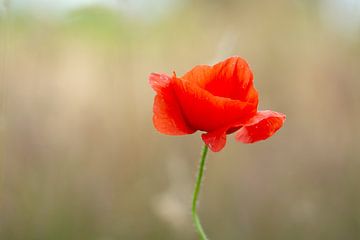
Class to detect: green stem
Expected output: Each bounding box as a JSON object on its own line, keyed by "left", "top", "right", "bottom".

{"left": 192, "top": 144, "right": 209, "bottom": 240}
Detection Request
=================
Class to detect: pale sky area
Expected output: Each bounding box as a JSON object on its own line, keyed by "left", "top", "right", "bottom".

{"left": 2, "top": 0, "right": 360, "bottom": 32}
{"left": 6, "top": 0, "right": 180, "bottom": 18}
{"left": 320, "top": 0, "right": 360, "bottom": 33}
{"left": 11, "top": 0, "right": 120, "bottom": 12}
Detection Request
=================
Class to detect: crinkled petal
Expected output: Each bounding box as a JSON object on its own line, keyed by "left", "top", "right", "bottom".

{"left": 235, "top": 110, "right": 286, "bottom": 143}
{"left": 149, "top": 73, "right": 195, "bottom": 135}
{"left": 201, "top": 129, "right": 227, "bottom": 152}
{"left": 182, "top": 56, "right": 258, "bottom": 104}
{"left": 149, "top": 73, "right": 171, "bottom": 92}
{"left": 172, "top": 77, "right": 257, "bottom": 132}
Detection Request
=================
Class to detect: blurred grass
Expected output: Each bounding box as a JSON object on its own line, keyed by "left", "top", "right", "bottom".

{"left": 1, "top": 1, "right": 360, "bottom": 239}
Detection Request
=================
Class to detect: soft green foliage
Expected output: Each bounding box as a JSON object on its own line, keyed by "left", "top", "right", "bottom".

{"left": 60, "top": 6, "right": 127, "bottom": 44}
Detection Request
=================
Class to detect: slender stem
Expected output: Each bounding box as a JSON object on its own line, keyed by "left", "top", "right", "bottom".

{"left": 192, "top": 145, "right": 209, "bottom": 240}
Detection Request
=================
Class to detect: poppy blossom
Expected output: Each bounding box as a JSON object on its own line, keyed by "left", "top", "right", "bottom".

{"left": 149, "top": 56, "right": 285, "bottom": 152}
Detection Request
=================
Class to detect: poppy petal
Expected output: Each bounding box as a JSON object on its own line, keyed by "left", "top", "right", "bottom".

{"left": 172, "top": 77, "right": 257, "bottom": 132}
{"left": 182, "top": 56, "right": 258, "bottom": 104}
{"left": 235, "top": 110, "right": 286, "bottom": 143}
{"left": 182, "top": 65, "right": 213, "bottom": 86}
{"left": 149, "top": 73, "right": 195, "bottom": 135}
{"left": 149, "top": 73, "right": 171, "bottom": 92}
{"left": 201, "top": 129, "right": 227, "bottom": 152}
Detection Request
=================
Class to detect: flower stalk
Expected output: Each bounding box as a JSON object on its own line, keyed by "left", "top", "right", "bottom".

{"left": 192, "top": 144, "right": 209, "bottom": 240}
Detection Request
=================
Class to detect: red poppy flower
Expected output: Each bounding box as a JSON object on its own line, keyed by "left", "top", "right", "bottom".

{"left": 149, "top": 56, "right": 285, "bottom": 152}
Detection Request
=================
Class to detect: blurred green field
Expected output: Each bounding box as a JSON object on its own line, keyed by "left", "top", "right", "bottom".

{"left": 1, "top": 1, "right": 360, "bottom": 239}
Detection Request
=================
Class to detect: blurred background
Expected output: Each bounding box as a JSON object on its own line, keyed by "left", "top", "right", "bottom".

{"left": 1, "top": 0, "right": 360, "bottom": 239}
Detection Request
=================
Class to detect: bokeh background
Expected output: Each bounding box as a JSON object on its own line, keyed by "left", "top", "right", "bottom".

{"left": 1, "top": 0, "right": 360, "bottom": 239}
